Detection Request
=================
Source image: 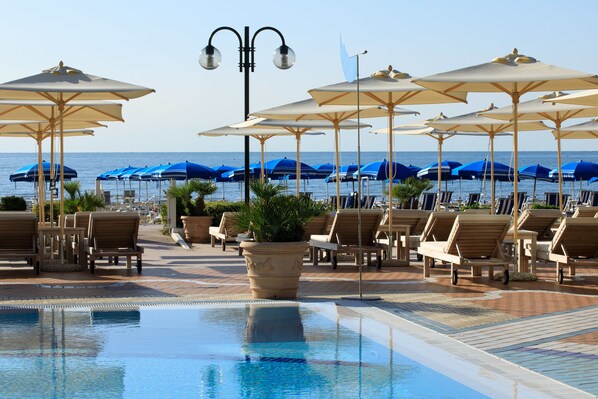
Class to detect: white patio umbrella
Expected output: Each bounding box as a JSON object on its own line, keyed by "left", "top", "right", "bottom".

{"left": 232, "top": 117, "right": 367, "bottom": 196}
{"left": 414, "top": 48, "right": 598, "bottom": 264}
{"left": 0, "top": 121, "right": 100, "bottom": 221}
{"left": 548, "top": 89, "right": 598, "bottom": 107}
{"left": 373, "top": 112, "right": 513, "bottom": 211}
{"left": 309, "top": 65, "right": 467, "bottom": 237}
{"left": 481, "top": 92, "right": 598, "bottom": 211}
{"left": 250, "top": 98, "right": 417, "bottom": 207}
{"left": 427, "top": 105, "right": 546, "bottom": 212}
{"left": 198, "top": 125, "right": 324, "bottom": 183}
{"left": 0, "top": 61, "right": 154, "bottom": 240}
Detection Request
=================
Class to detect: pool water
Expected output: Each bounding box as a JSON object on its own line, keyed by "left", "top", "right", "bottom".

{"left": 0, "top": 303, "right": 489, "bottom": 399}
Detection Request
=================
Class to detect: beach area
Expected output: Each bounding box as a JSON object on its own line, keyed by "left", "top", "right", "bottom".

{"left": 1, "top": 0, "right": 598, "bottom": 397}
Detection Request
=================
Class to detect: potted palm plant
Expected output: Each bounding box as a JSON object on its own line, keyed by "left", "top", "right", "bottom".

{"left": 390, "top": 177, "right": 433, "bottom": 209}
{"left": 237, "top": 181, "right": 329, "bottom": 299}
{"left": 166, "top": 180, "right": 218, "bottom": 243}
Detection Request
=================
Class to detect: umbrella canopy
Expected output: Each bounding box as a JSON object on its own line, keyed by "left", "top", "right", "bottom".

{"left": 309, "top": 66, "right": 467, "bottom": 219}
{"left": 550, "top": 160, "right": 598, "bottom": 181}
{"left": 519, "top": 163, "right": 553, "bottom": 199}
{"left": 0, "top": 62, "right": 154, "bottom": 101}
{"left": 10, "top": 161, "right": 77, "bottom": 182}
{"left": 554, "top": 118, "right": 598, "bottom": 139}
{"left": 198, "top": 125, "right": 322, "bottom": 183}
{"left": 153, "top": 161, "right": 219, "bottom": 180}
{"left": 0, "top": 100, "right": 123, "bottom": 122}
{"left": 105, "top": 166, "right": 142, "bottom": 180}
{"left": 407, "top": 164, "right": 422, "bottom": 174}
{"left": 250, "top": 98, "right": 417, "bottom": 207}
{"left": 417, "top": 161, "right": 462, "bottom": 180}
{"left": 481, "top": 91, "right": 598, "bottom": 211}
{"left": 453, "top": 160, "right": 515, "bottom": 182}
{"left": 222, "top": 163, "right": 262, "bottom": 182}
{"left": 117, "top": 167, "right": 146, "bottom": 181}
{"left": 356, "top": 159, "right": 416, "bottom": 181}
{"left": 325, "top": 164, "right": 361, "bottom": 183}
{"left": 519, "top": 164, "right": 552, "bottom": 181}
{"left": 414, "top": 48, "right": 598, "bottom": 251}
{"left": 262, "top": 157, "right": 316, "bottom": 177}
{"left": 548, "top": 89, "right": 598, "bottom": 106}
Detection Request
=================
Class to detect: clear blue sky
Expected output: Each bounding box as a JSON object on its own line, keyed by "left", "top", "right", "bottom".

{"left": 1, "top": 0, "right": 598, "bottom": 153}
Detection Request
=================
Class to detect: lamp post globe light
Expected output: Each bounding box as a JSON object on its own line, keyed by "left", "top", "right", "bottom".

{"left": 199, "top": 26, "right": 295, "bottom": 203}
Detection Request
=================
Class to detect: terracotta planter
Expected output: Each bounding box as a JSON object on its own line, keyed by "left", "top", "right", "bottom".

{"left": 180, "top": 215, "right": 212, "bottom": 243}
{"left": 240, "top": 241, "right": 308, "bottom": 299}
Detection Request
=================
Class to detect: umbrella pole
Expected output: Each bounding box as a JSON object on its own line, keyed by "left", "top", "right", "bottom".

{"left": 260, "top": 138, "right": 266, "bottom": 183}
{"left": 387, "top": 107, "right": 394, "bottom": 259}
{"left": 59, "top": 99, "right": 65, "bottom": 263}
{"left": 533, "top": 178, "right": 537, "bottom": 200}
{"left": 334, "top": 122, "right": 341, "bottom": 209}
{"left": 295, "top": 131, "right": 301, "bottom": 197}
{"left": 512, "top": 88, "right": 520, "bottom": 270}
{"left": 36, "top": 133, "right": 45, "bottom": 223}
{"left": 49, "top": 109, "right": 55, "bottom": 226}
{"left": 490, "top": 134, "right": 495, "bottom": 214}
{"left": 556, "top": 123, "right": 563, "bottom": 212}
{"left": 437, "top": 139, "right": 442, "bottom": 211}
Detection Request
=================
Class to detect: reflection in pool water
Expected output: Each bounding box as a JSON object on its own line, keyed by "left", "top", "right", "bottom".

{"left": 0, "top": 304, "right": 488, "bottom": 399}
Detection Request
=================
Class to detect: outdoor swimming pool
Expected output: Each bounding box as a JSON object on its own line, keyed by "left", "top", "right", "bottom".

{"left": 0, "top": 302, "right": 583, "bottom": 398}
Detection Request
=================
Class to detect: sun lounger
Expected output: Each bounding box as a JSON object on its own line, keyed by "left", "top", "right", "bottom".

{"left": 516, "top": 209, "right": 561, "bottom": 240}
{"left": 0, "top": 213, "right": 40, "bottom": 274}
{"left": 85, "top": 212, "right": 144, "bottom": 274}
{"left": 495, "top": 197, "right": 514, "bottom": 215}
{"left": 572, "top": 206, "right": 598, "bottom": 218}
{"left": 310, "top": 209, "right": 383, "bottom": 269}
{"left": 464, "top": 192, "right": 481, "bottom": 207}
{"left": 524, "top": 218, "right": 598, "bottom": 283}
{"left": 420, "top": 212, "right": 459, "bottom": 243}
{"left": 377, "top": 209, "right": 430, "bottom": 263}
{"left": 209, "top": 212, "right": 239, "bottom": 251}
{"left": 418, "top": 215, "right": 511, "bottom": 285}
{"left": 419, "top": 192, "right": 437, "bottom": 211}
{"left": 302, "top": 214, "right": 331, "bottom": 241}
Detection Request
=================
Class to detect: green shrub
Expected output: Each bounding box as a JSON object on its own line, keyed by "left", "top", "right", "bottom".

{"left": 31, "top": 203, "right": 60, "bottom": 223}
{"left": 530, "top": 203, "right": 559, "bottom": 209}
{"left": 0, "top": 196, "right": 27, "bottom": 211}
{"left": 205, "top": 201, "right": 244, "bottom": 227}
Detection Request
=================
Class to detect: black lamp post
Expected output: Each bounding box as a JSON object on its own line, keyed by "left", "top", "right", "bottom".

{"left": 199, "top": 26, "right": 295, "bottom": 203}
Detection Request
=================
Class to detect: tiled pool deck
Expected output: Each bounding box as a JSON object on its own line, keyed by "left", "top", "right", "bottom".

{"left": 1, "top": 225, "right": 596, "bottom": 397}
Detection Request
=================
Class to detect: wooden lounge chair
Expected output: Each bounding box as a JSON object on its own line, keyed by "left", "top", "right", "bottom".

{"left": 0, "top": 213, "right": 40, "bottom": 274}
{"left": 420, "top": 212, "right": 459, "bottom": 243}
{"left": 418, "top": 215, "right": 511, "bottom": 285}
{"left": 419, "top": 192, "right": 437, "bottom": 211}
{"left": 209, "top": 212, "right": 239, "bottom": 251}
{"left": 377, "top": 209, "right": 430, "bottom": 262}
{"left": 524, "top": 218, "right": 598, "bottom": 283}
{"left": 572, "top": 206, "right": 598, "bottom": 218}
{"left": 85, "top": 212, "right": 144, "bottom": 274}
{"left": 310, "top": 209, "right": 383, "bottom": 269}
{"left": 74, "top": 211, "right": 92, "bottom": 238}
{"left": 464, "top": 192, "right": 481, "bottom": 207}
{"left": 302, "top": 214, "right": 330, "bottom": 241}
{"left": 495, "top": 197, "right": 514, "bottom": 215}
{"left": 516, "top": 209, "right": 561, "bottom": 240}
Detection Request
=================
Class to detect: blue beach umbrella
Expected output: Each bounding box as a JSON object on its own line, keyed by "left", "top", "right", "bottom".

{"left": 356, "top": 159, "right": 416, "bottom": 182}
{"left": 10, "top": 161, "right": 77, "bottom": 182}
{"left": 325, "top": 164, "right": 361, "bottom": 183}
{"left": 452, "top": 160, "right": 515, "bottom": 182}
{"left": 417, "top": 160, "right": 462, "bottom": 180}
{"left": 97, "top": 168, "right": 119, "bottom": 181}
{"left": 549, "top": 160, "right": 598, "bottom": 181}
{"left": 262, "top": 157, "right": 316, "bottom": 177}
{"left": 212, "top": 165, "right": 237, "bottom": 200}
{"left": 153, "top": 161, "right": 219, "bottom": 180}
{"left": 519, "top": 164, "right": 553, "bottom": 199}
{"left": 407, "top": 164, "right": 422, "bottom": 175}
{"left": 223, "top": 163, "right": 262, "bottom": 182}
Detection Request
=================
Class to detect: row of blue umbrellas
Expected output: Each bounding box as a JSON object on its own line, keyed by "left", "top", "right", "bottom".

{"left": 94, "top": 158, "right": 598, "bottom": 187}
